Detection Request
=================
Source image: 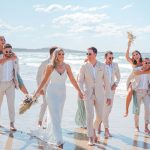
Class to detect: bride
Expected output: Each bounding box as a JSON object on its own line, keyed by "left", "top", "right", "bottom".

{"left": 32, "top": 48, "right": 83, "bottom": 148}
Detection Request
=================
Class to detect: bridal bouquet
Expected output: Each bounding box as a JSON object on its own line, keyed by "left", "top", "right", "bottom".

{"left": 127, "top": 31, "right": 136, "bottom": 42}
{"left": 19, "top": 94, "right": 37, "bottom": 114}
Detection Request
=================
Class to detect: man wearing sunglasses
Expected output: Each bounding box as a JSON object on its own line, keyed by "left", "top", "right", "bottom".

{"left": 0, "top": 36, "right": 28, "bottom": 95}
{"left": 78, "top": 47, "right": 112, "bottom": 145}
{"left": 98, "top": 51, "right": 120, "bottom": 138}
{"left": 0, "top": 43, "right": 20, "bottom": 131}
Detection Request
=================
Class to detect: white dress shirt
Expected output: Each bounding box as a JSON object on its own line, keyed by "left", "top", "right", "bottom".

{"left": 90, "top": 64, "right": 96, "bottom": 79}
{"left": 106, "top": 64, "right": 113, "bottom": 84}
{"left": 133, "top": 66, "right": 149, "bottom": 90}
{"left": 138, "top": 74, "right": 149, "bottom": 90}
{"left": 1, "top": 60, "right": 14, "bottom": 81}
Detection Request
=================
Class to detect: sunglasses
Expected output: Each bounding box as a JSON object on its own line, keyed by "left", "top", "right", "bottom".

{"left": 58, "top": 53, "right": 64, "bottom": 56}
{"left": 108, "top": 57, "right": 114, "bottom": 60}
{"left": 5, "top": 51, "right": 12, "bottom": 54}
{"left": 86, "top": 53, "right": 92, "bottom": 56}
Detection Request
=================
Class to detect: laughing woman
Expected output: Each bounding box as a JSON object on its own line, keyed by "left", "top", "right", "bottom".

{"left": 32, "top": 48, "right": 83, "bottom": 148}
{"left": 124, "top": 40, "right": 143, "bottom": 117}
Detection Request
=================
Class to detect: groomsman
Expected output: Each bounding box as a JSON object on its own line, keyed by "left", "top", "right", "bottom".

{"left": 99, "top": 51, "right": 120, "bottom": 138}
{"left": 0, "top": 36, "right": 28, "bottom": 95}
{"left": 134, "top": 58, "right": 150, "bottom": 134}
{"left": 0, "top": 44, "right": 19, "bottom": 131}
{"left": 36, "top": 46, "right": 58, "bottom": 127}
{"left": 78, "top": 47, "right": 112, "bottom": 145}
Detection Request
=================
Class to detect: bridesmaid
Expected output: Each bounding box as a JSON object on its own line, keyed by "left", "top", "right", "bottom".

{"left": 75, "top": 58, "right": 88, "bottom": 128}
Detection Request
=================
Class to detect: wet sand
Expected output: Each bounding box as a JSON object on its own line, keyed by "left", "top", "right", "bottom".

{"left": 0, "top": 81, "right": 150, "bottom": 150}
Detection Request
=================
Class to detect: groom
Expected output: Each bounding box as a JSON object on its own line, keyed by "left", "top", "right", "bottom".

{"left": 78, "top": 47, "right": 112, "bottom": 145}
{"left": 0, "top": 43, "right": 19, "bottom": 131}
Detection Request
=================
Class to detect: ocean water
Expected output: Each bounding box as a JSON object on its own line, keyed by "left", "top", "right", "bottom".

{"left": 16, "top": 49, "right": 150, "bottom": 98}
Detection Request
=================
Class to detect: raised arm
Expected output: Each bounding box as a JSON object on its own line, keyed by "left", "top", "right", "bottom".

{"left": 66, "top": 64, "right": 83, "bottom": 99}
{"left": 0, "top": 53, "right": 17, "bottom": 64}
{"left": 125, "top": 41, "right": 133, "bottom": 64}
{"left": 134, "top": 69, "right": 150, "bottom": 75}
{"left": 34, "top": 65, "right": 53, "bottom": 98}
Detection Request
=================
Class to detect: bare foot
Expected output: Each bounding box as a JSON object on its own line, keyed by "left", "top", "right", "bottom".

{"left": 123, "top": 112, "right": 128, "bottom": 117}
{"left": 38, "top": 121, "right": 42, "bottom": 127}
{"left": 104, "top": 131, "right": 112, "bottom": 139}
{"left": 57, "top": 143, "right": 63, "bottom": 149}
{"left": 10, "top": 123, "right": 17, "bottom": 131}
{"left": 134, "top": 127, "right": 140, "bottom": 132}
{"left": 88, "top": 137, "right": 94, "bottom": 146}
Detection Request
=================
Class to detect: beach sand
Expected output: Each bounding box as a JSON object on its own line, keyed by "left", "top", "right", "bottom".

{"left": 0, "top": 80, "right": 150, "bottom": 150}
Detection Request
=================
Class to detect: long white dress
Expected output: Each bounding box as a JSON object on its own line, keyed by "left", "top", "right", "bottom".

{"left": 31, "top": 69, "right": 67, "bottom": 145}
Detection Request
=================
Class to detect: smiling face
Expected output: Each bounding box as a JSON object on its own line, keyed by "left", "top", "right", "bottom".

{"left": 86, "top": 48, "right": 96, "bottom": 62}
{"left": 56, "top": 50, "right": 65, "bottom": 62}
{"left": 142, "top": 58, "right": 149, "bottom": 68}
{"left": 0, "top": 36, "right": 6, "bottom": 49}
{"left": 132, "top": 51, "right": 141, "bottom": 63}
{"left": 3, "top": 47, "right": 12, "bottom": 58}
{"left": 106, "top": 53, "right": 114, "bottom": 64}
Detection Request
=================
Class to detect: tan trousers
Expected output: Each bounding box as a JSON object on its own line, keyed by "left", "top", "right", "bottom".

{"left": 38, "top": 95, "right": 47, "bottom": 122}
{"left": 84, "top": 96, "right": 104, "bottom": 137}
{"left": 103, "top": 90, "right": 115, "bottom": 128}
{"left": 0, "top": 80, "right": 15, "bottom": 123}
{"left": 134, "top": 90, "right": 150, "bottom": 127}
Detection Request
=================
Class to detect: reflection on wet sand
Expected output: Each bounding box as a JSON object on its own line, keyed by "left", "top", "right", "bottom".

{"left": 5, "top": 133, "right": 13, "bottom": 150}
{"left": 0, "top": 127, "right": 150, "bottom": 150}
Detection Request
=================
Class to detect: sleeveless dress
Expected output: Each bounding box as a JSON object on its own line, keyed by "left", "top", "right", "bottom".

{"left": 31, "top": 69, "right": 67, "bottom": 145}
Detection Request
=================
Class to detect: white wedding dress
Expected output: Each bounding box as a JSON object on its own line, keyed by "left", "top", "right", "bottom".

{"left": 31, "top": 69, "right": 67, "bottom": 145}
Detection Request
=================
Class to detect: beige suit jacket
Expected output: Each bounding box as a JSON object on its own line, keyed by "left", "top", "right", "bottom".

{"left": 36, "top": 58, "right": 50, "bottom": 91}
{"left": 78, "top": 61, "right": 112, "bottom": 100}
{"left": 0, "top": 54, "right": 19, "bottom": 89}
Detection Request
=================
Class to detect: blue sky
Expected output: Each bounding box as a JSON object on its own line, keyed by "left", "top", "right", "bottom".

{"left": 0, "top": 0, "right": 150, "bottom": 52}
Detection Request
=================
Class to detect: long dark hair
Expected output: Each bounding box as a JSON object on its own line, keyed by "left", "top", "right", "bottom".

{"left": 132, "top": 50, "right": 142, "bottom": 65}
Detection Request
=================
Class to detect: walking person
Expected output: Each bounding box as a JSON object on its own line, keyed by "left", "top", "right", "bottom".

{"left": 78, "top": 47, "right": 112, "bottom": 145}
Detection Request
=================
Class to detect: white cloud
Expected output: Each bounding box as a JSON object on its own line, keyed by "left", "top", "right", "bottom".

{"left": 33, "top": 4, "right": 110, "bottom": 13}
{"left": 85, "top": 5, "right": 110, "bottom": 12}
{"left": 69, "top": 24, "right": 93, "bottom": 33}
{"left": 53, "top": 12, "right": 108, "bottom": 25}
{"left": 33, "top": 4, "right": 81, "bottom": 13}
{"left": 0, "top": 20, "right": 33, "bottom": 34}
{"left": 94, "top": 23, "right": 132, "bottom": 36}
{"left": 121, "top": 4, "right": 133, "bottom": 10}
{"left": 132, "top": 25, "right": 150, "bottom": 34}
